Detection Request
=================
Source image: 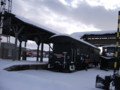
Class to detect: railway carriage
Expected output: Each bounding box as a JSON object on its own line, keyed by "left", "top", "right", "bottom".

{"left": 100, "top": 45, "right": 120, "bottom": 69}
{"left": 48, "top": 35, "right": 100, "bottom": 72}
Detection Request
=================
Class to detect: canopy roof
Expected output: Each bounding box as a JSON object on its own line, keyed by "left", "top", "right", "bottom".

{"left": 1, "top": 12, "right": 57, "bottom": 43}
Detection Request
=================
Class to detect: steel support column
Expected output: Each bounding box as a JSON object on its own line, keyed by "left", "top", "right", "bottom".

{"left": 18, "top": 41, "right": 22, "bottom": 60}
{"left": 36, "top": 43, "right": 40, "bottom": 62}
{"left": 40, "top": 42, "right": 44, "bottom": 62}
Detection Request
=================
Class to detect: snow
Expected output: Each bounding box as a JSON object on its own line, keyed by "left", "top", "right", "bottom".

{"left": 102, "top": 44, "right": 120, "bottom": 47}
{"left": 100, "top": 56, "right": 114, "bottom": 59}
{"left": 0, "top": 58, "right": 114, "bottom": 90}
{"left": 71, "top": 30, "right": 116, "bottom": 38}
{"left": 15, "top": 15, "right": 60, "bottom": 35}
{"left": 106, "top": 52, "right": 114, "bottom": 57}
{"left": 26, "top": 57, "right": 48, "bottom": 62}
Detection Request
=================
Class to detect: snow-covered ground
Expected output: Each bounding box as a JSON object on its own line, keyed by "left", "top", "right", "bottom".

{"left": 26, "top": 57, "right": 48, "bottom": 62}
{"left": 0, "top": 58, "right": 113, "bottom": 90}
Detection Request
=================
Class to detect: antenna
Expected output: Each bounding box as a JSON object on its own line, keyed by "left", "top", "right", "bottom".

{"left": 0, "top": 0, "right": 6, "bottom": 35}
{"left": 8, "top": 0, "right": 12, "bottom": 13}
{"left": 0, "top": 0, "right": 12, "bottom": 34}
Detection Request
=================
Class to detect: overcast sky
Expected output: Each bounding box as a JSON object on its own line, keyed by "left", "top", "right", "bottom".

{"left": 2, "top": 0, "right": 120, "bottom": 50}
{"left": 12, "top": 0, "right": 120, "bottom": 34}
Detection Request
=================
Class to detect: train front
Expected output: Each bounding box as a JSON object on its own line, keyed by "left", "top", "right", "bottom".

{"left": 100, "top": 45, "right": 120, "bottom": 70}
{"left": 48, "top": 35, "right": 75, "bottom": 72}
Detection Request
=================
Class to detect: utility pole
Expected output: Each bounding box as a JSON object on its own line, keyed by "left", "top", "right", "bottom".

{"left": 96, "top": 11, "right": 120, "bottom": 90}
{"left": 114, "top": 11, "right": 120, "bottom": 74}
{"left": 8, "top": 0, "right": 12, "bottom": 13}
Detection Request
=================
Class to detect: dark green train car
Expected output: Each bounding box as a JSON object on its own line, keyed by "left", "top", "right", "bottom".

{"left": 100, "top": 45, "right": 120, "bottom": 70}
{"left": 48, "top": 35, "right": 100, "bottom": 72}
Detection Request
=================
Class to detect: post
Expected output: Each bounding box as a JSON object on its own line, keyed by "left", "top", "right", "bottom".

{"left": 36, "top": 43, "right": 40, "bottom": 62}
{"left": 23, "top": 41, "right": 27, "bottom": 60}
{"left": 13, "top": 33, "right": 18, "bottom": 60}
{"left": 22, "top": 36, "right": 27, "bottom": 60}
{"left": 49, "top": 44, "right": 50, "bottom": 60}
{"left": 114, "top": 11, "right": 120, "bottom": 74}
{"left": 18, "top": 41, "right": 22, "bottom": 60}
{"left": 25, "top": 41, "right": 27, "bottom": 48}
{"left": 40, "top": 42, "right": 44, "bottom": 62}
{"left": 63, "top": 52, "right": 67, "bottom": 68}
{"left": 13, "top": 26, "right": 24, "bottom": 60}
{"left": 34, "top": 37, "right": 41, "bottom": 62}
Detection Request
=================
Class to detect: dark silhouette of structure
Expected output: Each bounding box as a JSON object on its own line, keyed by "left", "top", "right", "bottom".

{"left": 81, "top": 32, "right": 117, "bottom": 47}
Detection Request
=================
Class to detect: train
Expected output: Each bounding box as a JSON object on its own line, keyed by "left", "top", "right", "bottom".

{"left": 96, "top": 45, "right": 120, "bottom": 90}
{"left": 100, "top": 45, "right": 120, "bottom": 70}
{"left": 48, "top": 34, "right": 100, "bottom": 72}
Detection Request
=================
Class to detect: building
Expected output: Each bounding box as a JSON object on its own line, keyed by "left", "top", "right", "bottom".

{"left": 0, "top": 42, "right": 25, "bottom": 60}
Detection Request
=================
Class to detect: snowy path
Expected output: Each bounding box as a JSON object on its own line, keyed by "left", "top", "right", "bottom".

{"left": 0, "top": 59, "right": 113, "bottom": 90}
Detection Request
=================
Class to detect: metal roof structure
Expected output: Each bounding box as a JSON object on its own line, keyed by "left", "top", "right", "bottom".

{"left": 2, "top": 12, "right": 56, "bottom": 43}
{"left": 0, "top": 12, "right": 57, "bottom": 61}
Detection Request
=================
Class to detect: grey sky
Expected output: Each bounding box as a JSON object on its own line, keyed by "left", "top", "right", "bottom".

{"left": 2, "top": 0, "right": 119, "bottom": 50}
{"left": 12, "top": 0, "right": 120, "bottom": 34}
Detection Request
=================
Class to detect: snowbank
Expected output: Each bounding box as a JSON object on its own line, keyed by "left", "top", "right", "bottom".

{"left": 0, "top": 59, "right": 113, "bottom": 90}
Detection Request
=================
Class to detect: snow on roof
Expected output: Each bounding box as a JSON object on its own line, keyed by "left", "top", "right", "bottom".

{"left": 50, "top": 34, "right": 99, "bottom": 50}
{"left": 102, "top": 44, "right": 120, "bottom": 47}
{"left": 71, "top": 30, "right": 116, "bottom": 38}
{"left": 15, "top": 15, "right": 61, "bottom": 35}
{"left": 101, "top": 56, "right": 114, "bottom": 60}
{"left": 84, "top": 30, "right": 116, "bottom": 35}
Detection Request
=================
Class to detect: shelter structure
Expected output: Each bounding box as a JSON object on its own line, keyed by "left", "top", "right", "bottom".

{"left": 81, "top": 31, "right": 117, "bottom": 47}
{"left": 0, "top": 12, "right": 56, "bottom": 61}
{"left": 0, "top": 42, "right": 26, "bottom": 59}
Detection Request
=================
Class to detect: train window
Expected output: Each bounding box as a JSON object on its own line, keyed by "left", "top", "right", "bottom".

{"left": 67, "top": 56, "right": 70, "bottom": 59}
{"left": 107, "top": 47, "right": 115, "bottom": 53}
{"left": 80, "top": 54, "right": 84, "bottom": 61}
{"left": 53, "top": 43, "right": 71, "bottom": 53}
{"left": 77, "top": 49, "right": 80, "bottom": 55}
{"left": 104, "top": 48, "right": 107, "bottom": 52}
